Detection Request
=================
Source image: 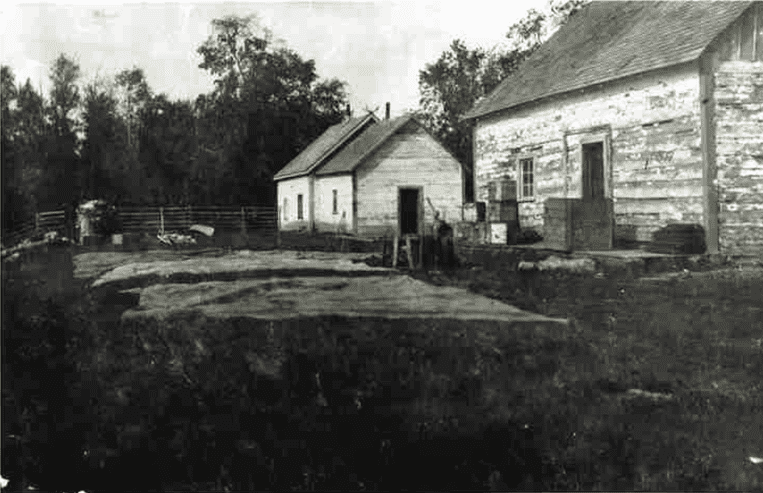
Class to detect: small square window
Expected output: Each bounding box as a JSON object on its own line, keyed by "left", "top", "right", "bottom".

{"left": 297, "top": 194, "right": 304, "bottom": 220}
{"left": 332, "top": 189, "right": 338, "bottom": 214}
{"left": 518, "top": 158, "right": 534, "bottom": 200}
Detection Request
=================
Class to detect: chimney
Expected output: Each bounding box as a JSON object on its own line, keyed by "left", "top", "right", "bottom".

{"left": 385, "top": 102, "right": 390, "bottom": 120}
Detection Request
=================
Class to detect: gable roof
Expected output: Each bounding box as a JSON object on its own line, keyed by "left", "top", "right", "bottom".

{"left": 273, "top": 113, "right": 377, "bottom": 181}
{"left": 463, "top": 1, "right": 753, "bottom": 121}
{"left": 315, "top": 114, "right": 417, "bottom": 176}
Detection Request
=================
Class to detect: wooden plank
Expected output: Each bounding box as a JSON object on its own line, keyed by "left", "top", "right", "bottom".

{"left": 405, "top": 236, "right": 414, "bottom": 269}
{"left": 392, "top": 234, "right": 399, "bottom": 268}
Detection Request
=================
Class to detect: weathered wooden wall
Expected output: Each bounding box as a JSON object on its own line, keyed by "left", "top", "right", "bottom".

{"left": 473, "top": 63, "right": 704, "bottom": 246}
{"left": 314, "top": 174, "right": 354, "bottom": 233}
{"left": 355, "top": 121, "right": 463, "bottom": 237}
{"left": 714, "top": 60, "right": 763, "bottom": 256}
{"left": 276, "top": 176, "right": 310, "bottom": 231}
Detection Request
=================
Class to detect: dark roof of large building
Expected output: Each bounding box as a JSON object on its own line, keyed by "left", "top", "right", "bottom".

{"left": 463, "top": 1, "right": 753, "bottom": 121}
{"left": 315, "top": 114, "right": 417, "bottom": 176}
{"left": 273, "top": 113, "right": 377, "bottom": 180}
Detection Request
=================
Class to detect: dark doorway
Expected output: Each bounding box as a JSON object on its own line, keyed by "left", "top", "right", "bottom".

{"left": 399, "top": 188, "right": 420, "bottom": 235}
{"left": 582, "top": 142, "right": 605, "bottom": 200}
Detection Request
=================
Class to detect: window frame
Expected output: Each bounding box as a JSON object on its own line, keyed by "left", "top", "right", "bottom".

{"left": 297, "top": 194, "right": 304, "bottom": 220}
{"left": 517, "top": 156, "right": 535, "bottom": 201}
{"left": 332, "top": 189, "right": 338, "bottom": 215}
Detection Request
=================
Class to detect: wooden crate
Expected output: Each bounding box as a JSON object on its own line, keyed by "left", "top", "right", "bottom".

{"left": 487, "top": 201, "right": 518, "bottom": 223}
{"left": 489, "top": 223, "right": 508, "bottom": 244}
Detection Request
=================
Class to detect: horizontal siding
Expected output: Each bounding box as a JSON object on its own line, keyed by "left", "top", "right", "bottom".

{"left": 356, "top": 124, "right": 463, "bottom": 236}
{"left": 474, "top": 64, "right": 703, "bottom": 244}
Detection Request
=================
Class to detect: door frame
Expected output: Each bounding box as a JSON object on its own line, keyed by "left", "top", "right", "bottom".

{"left": 578, "top": 132, "right": 614, "bottom": 249}
{"left": 579, "top": 133, "right": 612, "bottom": 200}
{"left": 398, "top": 186, "right": 423, "bottom": 236}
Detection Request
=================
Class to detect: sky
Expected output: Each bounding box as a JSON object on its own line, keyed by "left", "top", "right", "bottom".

{"left": 1, "top": 0, "right": 545, "bottom": 118}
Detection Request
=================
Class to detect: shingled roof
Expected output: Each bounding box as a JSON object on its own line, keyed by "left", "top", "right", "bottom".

{"left": 273, "top": 113, "right": 377, "bottom": 181}
{"left": 463, "top": 1, "right": 753, "bottom": 121}
{"left": 315, "top": 114, "right": 417, "bottom": 176}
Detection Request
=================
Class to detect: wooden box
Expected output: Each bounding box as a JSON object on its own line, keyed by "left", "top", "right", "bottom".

{"left": 487, "top": 201, "right": 518, "bottom": 223}
{"left": 489, "top": 223, "right": 508, "bottom": 244}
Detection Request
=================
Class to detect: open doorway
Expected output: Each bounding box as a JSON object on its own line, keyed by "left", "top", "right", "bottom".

{"left": 399, "top": 188, "right": 420, "bottom": 235}
{"left": 578, "top": 139, "right": 613, "bottom": 249}
{"left": 582, "top": 141, "right": 605, "bottom": 200}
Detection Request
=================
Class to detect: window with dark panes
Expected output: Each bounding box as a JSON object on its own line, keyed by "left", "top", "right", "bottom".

{"left": 297, "top": 194, "right": 303, "bottom": 220}
{"left": 518, "top": 158, "right": 534, "bottom": 200}
{"left": 332, "top": 189, "right": 338, "bottom": 214}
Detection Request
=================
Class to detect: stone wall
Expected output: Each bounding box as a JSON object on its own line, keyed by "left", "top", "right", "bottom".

{"left": 714, "top": 60, "right": 763, "bottom": 256}
{"left": 473, "top": 63, "right": 704, "bottom": 246}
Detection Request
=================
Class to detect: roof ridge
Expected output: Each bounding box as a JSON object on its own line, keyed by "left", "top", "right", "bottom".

{"left": 462, "top": 1, "right": 753, "bottom": 121}
{"left": 274, "top": 112, "right": 378, "bottom": 180}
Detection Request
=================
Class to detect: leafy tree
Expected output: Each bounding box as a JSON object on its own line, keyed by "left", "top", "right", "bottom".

{"left": 138, "top": 94, "right": 197, "bottom": 204}
{"left": 48, "top": 53, "right": 81, "bottom": 138}
{"left": 115, "top": 67, "right": 151, "bottom": 155}
{"left": 81, "top": 76, "right": 130, "bottom": 201}
{"left": 417, "top": 0, "right": 589, "bottom": 202}
{"left": 44, "top": 53, "right": 82, "bottom": 208}
{"left": 196, "top": 14, "right": 349, "bottom": 205}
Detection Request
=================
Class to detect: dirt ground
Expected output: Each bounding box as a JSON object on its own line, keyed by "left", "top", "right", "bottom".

{"left": 79, "top": 249, "right": 564, "bottom": 326}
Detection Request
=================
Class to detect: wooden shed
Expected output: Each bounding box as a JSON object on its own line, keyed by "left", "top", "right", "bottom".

{"left": 275, "top": 112, "right": 466, "bottom": 237}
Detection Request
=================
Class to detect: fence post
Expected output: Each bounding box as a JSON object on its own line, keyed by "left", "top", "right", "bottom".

{"left": 160, "top": 206, "right": 165, "bottom": 235}
{"left": 276, "top": 206, "right": 281, "bottom": 249}
{"left": 35, "top": 212, "right": 40, "bottom": 232}
{"left": 241, "top": 206, "right": 246, "bottom": 235}
{"left": 186, "top": 204, "right": 191, "bottom": 230}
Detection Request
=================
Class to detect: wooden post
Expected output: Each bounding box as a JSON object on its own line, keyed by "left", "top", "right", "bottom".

{"left": 418, "top": 234, "right": 424, "bottom": 269}
{"left": 35, "top": 213, "right": 40, "bottom": 232}
{"left": 240, "top": 206, "right": 246, "bottom": 234}
{"left": 185, "top": 204, "right": 191, "bottom": 230}
{"left": 392, "top": 234, "right": 399, "bottom": 268}
{"left": 276, "top": 206, "right": 282, "bottom": 249}
{"left": 160, "top": 206, "right": 165, "bottom": 235}
{"left": 405, "top": 235, "right": 415, "bottom": 270}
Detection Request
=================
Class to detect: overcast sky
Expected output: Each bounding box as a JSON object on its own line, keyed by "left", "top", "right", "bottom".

{"left": 2, "top": 0, "right": 545, "bottom": 117}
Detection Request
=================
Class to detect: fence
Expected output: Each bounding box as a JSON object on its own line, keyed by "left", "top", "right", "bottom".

{"left": 117, "top": 205, "right": 278, "bottom": 235}
{"left": 2, "top": 210, "right": 67, "bottom": 248}
{"left": 2, "top": 205, "right": 279, "bottom": 249}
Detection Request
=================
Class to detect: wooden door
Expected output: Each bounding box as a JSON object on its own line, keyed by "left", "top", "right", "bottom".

{"left": 399, "top": 188, "right": 420, "bottom": 235}
{"left": 582, "top": 142, "right": 605, "bottom": 200}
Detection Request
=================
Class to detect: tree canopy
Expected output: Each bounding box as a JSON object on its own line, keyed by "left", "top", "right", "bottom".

{"left": 1, "top": 11, "right": 349, "bottom": 232}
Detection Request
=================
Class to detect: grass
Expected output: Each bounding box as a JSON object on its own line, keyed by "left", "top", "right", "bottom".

{"left": 5, "top": 242, "right": 763, "bottom": 491}
{"left": 406, "top": 263, "right": 763, "bottom": 490}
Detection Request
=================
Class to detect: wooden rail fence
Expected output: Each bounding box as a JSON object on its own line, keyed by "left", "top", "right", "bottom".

{"left": 117, "top": 205, "right": 278, "bottom": 234}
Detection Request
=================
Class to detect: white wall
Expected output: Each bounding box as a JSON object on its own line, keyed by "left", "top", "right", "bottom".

{"left": 473, "top": 63, "right": 703, "bottom": 241}
{"left": 314, "top": 174, "right": 354, "bottom": 233}
{"left": 276, "top": 176, "right": 310, "bottom": 231}
{"left": 356, "top": 122, "right": 463, "bottom": 237}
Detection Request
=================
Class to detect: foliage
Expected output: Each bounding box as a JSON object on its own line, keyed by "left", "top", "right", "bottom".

{"left": 195, "top": 14, "right": 349, "bottom": 205}
{"left": 417, "top": 0, "right": 590, "bottom": 202}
